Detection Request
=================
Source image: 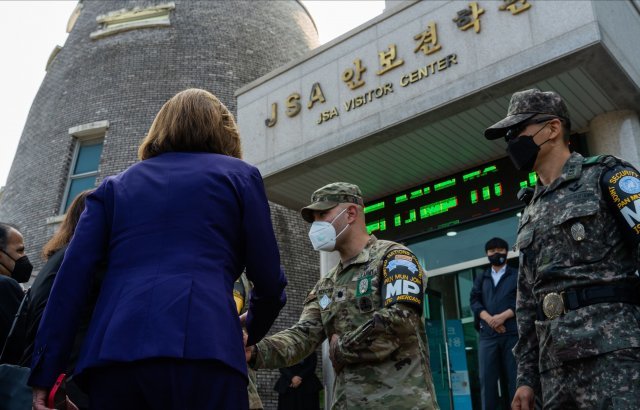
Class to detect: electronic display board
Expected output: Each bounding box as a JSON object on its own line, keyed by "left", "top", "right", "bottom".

{"left": 364, "top": 157, "right": 536, "bottom": 241}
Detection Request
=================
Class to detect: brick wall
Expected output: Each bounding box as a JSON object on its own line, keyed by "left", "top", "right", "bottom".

{"left": 0, "top": 1, "right": 321, "bottom": 408}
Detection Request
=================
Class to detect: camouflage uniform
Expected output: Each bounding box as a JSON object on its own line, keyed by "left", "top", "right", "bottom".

{"left": 514, "top": 153, "right": 640, "bottom": 408}
{"left": 234, "top": 273, "right": 264, "bottom": 410}
{"left": 252, "top": 236, "right": 438, "bottom": 409}
{"left": 485, "top": 89, "right": 640, "bottom": 408}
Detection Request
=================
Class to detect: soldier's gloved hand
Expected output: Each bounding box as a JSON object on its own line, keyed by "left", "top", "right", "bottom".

{"left": 329, "top": 334, "right": 345, "bottom": 374}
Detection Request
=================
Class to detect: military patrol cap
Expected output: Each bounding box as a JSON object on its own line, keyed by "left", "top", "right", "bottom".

{"left": 300, "top": 182, "right": 364, "bottom": 223}
{"left": 484, "top": 89, "right": 571, "bottom": 140}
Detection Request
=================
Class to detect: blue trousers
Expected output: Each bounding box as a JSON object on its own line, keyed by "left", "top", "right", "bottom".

{"left": 478, "top": 334, "right": 518, "bottom": 410}
{"left": 86, "top": 358, "right": 248, "bottom": 410}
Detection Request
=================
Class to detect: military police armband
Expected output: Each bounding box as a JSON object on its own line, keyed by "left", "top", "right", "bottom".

{"left": 382, "top": 249, "right": 424, "bottom": 311}
{"left": 601, "top": 163, "right": 640, "bottom": 245}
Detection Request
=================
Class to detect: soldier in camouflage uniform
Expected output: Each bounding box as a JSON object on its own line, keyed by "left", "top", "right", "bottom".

{"left": 234, "top": 273, "right": 264, "bottom": 410}
{"left": 485, "top": 89, "right": 640, "bottom": 409}
{"left": 245, "top": 182, "right": 439, "bottom": 409}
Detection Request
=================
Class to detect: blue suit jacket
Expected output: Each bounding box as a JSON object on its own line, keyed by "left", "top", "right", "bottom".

{"left": 29, "top": 152, "right": 287, "bottom": 387}
{"left": 470, "top": 265, "right": 518, "bottom": 338}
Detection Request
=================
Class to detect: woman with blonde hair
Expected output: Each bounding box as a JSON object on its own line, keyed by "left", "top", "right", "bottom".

{"left": 29, "top": 89, "right": 287, "bottom": 410}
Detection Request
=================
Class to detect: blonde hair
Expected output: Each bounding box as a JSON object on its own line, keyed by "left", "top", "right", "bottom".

{"left": 138, "top": 88, "right": 242, "bottom": 160}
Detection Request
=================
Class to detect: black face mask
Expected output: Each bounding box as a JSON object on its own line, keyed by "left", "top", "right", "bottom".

{"left": 0, "top": 249, "right": 33, "bottom": 283}
{"left": 506, "top": 122, "right": 552, "bottom": 172}
{"left": 488, "top": 253, "right": 507, "bottom": 266}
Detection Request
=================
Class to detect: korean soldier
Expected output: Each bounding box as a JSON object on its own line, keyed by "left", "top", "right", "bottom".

{"left": 484, "top": 89, "right": 640, "bottom": 409}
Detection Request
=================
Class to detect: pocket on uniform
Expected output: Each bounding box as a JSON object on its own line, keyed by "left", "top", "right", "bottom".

{"left": 552, "top": 200, "right": 609, "bottom": 264}
{"left": 548, "top": 308, "right": 598, "bottom": 362}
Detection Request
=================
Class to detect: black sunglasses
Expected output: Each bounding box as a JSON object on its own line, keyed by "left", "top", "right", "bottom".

{"left": 505, "top": 116, "right": 560, "bottom": 141}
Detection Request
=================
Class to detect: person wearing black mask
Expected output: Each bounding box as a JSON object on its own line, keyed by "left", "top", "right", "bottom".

{"left": 485, "top": 89, "right": 640, "bottom": 409}
{"left": 0, "top": 222, "right": 31, "bottom": 363}
{"left": 470, "top": 237, "right": 517, "bottom": 410}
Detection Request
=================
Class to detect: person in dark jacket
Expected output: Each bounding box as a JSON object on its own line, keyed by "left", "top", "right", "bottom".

{"left": 0, "top": 222, "right": 30, "bottom": 365}
{"left": 470, "top": 237, "right": 518, "bottom": 410}
{"left": 19, "top": 190, "right": 99, "bottom": 409}
{"left": 274, "top": 351, "right": 322, "bottom": 410}
{"left": 29, "top": 88, "right": 287, "bottom": 410}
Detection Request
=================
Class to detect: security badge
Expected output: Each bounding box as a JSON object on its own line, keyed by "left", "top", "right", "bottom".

{"left": 570, "top": 222, "right": 585, "bottom": 241}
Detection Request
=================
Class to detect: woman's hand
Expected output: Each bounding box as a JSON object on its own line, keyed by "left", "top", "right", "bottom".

{"left": 32, "top": 388, "right": 49, "bottom": 410}
{"left": 32, "top": 388, "right": 79, "bottom": 410}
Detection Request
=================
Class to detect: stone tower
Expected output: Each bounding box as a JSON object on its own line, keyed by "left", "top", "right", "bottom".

{"left": 0, "top": 1, "right": 320, "bottom": 407}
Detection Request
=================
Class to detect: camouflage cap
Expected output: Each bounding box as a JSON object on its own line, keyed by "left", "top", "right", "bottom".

{"left": 484, "top": 89, "right": 570, "bottom": 140}
{"left": 300, "top": 182, "right": 364, "bottom": 223}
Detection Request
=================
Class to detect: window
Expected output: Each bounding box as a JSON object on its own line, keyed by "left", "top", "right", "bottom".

{"left": 60, "top": 121, "right": 108, "bottom": 214}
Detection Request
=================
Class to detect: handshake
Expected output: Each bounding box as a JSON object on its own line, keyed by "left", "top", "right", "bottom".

{"left": 239, "top": 312, "right": 344, "bottom": 373}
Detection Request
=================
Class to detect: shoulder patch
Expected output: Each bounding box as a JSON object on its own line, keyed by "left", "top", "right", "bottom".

{"left": 601, "top": 163, "right": 640, "bottom": 246}
{"left": 382, "top": 249, "right": 424, "bottom": 311}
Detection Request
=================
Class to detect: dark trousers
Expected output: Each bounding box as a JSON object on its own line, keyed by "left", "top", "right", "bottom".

{"left": 87, "top": 358, "right": 248, "bottom": 410}
{"left": 478, "top": 334, "right": 517, "bottom": 410}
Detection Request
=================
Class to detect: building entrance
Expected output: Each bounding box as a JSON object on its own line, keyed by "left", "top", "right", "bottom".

{"left": 421, "top": 258, "right": 520, "bottom": 409}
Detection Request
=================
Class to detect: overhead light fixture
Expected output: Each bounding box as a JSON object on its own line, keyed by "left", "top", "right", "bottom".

{"left": 446, "top": 231, "right": 457, "bottom": 237}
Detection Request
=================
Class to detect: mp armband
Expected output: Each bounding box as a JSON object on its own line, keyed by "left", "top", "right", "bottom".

{"left": 382, "top": 249, "right": 424, "bottom": 311}
{"left": 602, "top": 165, "right": 640, "bottom": 244}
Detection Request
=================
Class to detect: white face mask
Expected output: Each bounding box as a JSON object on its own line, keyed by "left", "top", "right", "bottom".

{"left": 308, "top": 208, "right": 350, "bottom": 252}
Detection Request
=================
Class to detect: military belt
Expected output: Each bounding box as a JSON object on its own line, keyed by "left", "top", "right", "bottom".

{"left": 537, "top": 284, "right": 640, "bottom": 320}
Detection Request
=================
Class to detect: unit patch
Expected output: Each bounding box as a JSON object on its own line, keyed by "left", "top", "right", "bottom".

{"left": 334, "top": 287, "right": 347, "bottom": 302}
{"left": 319, "top": 294, "right": 332, "bottom": 310}
{"left": 356, "top": 276, "right": 372, "bottom": 297}
{"left": 382, "top": 249, "right": 424, "bottom": 311}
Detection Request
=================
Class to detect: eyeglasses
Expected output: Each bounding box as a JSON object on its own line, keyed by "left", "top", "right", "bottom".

{"left": 505, "top": 116, "right": 560, "bottom": 142}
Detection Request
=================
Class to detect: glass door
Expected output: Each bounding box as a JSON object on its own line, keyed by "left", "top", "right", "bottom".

{"left": 425, "top": 289, "right": 453, "bottom": 410}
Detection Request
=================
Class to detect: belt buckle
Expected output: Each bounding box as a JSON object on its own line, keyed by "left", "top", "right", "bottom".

{"left": 542, "top": 292, "right": 566, "bottom": 320}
